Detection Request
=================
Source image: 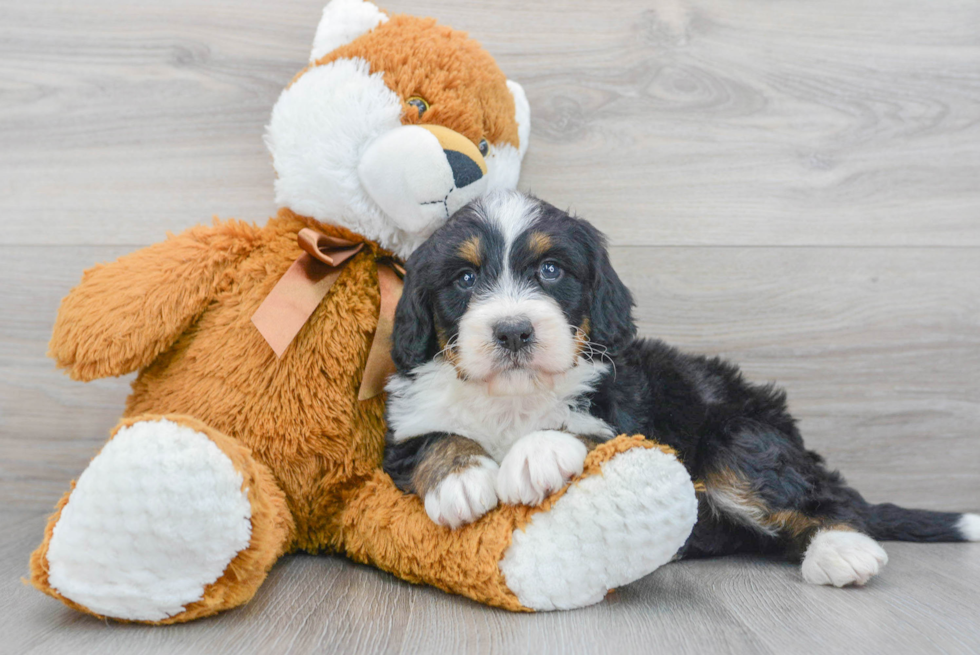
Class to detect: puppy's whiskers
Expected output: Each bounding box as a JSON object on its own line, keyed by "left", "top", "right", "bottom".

{"left": 574, "top": 327, "right": 616, "bottom": 380}
{"left": 436, "top": 334, "right": 459, "bottom": 361}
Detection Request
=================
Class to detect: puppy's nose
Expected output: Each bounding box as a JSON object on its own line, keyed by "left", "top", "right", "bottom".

{"left": 493, "top": 319, "right": 535, "bottom": 353}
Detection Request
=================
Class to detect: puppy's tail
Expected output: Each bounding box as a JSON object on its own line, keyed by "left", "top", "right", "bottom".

{"left": 863, "top": 504, "right": 980, "bottom": 542}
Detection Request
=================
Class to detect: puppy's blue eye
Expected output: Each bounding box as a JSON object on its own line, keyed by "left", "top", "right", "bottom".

{"left": 456, "top": 269, "right": 477, "bottom": 290}
{"left": 538, "top": 261, "right": 562, "bottom": 282}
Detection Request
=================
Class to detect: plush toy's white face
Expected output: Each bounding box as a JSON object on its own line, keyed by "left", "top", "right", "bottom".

{"left": 265, "top": 0, "right": 530, "bottom": 260}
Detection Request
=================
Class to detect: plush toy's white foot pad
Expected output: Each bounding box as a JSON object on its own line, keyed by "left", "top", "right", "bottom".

{"left": 498, "top": 445, "right": 698, "bottom": 610}
{"left": 46, "top": 419, "right": 252, "bottom": 621}
{"left": 802, "top": 530, "right": 888, "bottom": 587}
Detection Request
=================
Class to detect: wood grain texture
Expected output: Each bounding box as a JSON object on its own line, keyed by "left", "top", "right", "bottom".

{"left": 4, "top": 510, "right": 980, "bottom": 655}
{"left": 1, "top": 0, "right": 979, "bottom": 652}
{"left": 2, "top": 0, "right": 979, "bottom": 246}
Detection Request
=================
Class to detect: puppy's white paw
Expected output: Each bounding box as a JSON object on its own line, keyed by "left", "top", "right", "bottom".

{"left": 496, "top": 430, "right": 587, "bottom": 506}
{"left": 802, "top": 529, "right": 888, "bottom": 587}
{"left": 423, "top": 457, "right": 499, "bottom": 529}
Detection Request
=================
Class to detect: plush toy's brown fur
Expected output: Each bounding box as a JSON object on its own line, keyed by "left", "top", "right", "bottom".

{"left": 28, "top": 10, "right": 673, "bottom": 623}
{"left": 29, "top": 211, "right": 658, "bottom": 619}
{"left": 308, "top": 15, "right": 521, "bottom": 148}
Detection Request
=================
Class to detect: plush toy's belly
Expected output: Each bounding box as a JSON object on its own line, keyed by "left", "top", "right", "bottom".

{"left": 123, "top": 244, "right": 388, "bottom": 553}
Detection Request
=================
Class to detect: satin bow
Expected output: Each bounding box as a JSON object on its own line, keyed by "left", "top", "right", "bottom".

{"left": 251, "top": 228, "right": 404, "bottom": 401}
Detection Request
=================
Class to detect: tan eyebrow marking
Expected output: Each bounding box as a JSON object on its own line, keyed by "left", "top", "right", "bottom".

{"left": 528, "top": 231, "right": 553, "bottom": 256}
{"left": 457, "top": 235, "right": 481, "bottom": 266}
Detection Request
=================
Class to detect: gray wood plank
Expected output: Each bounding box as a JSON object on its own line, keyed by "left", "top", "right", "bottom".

{"left": 4, "top": 509, "right": 979, "bottom": 655}
{"left": 2, "top": 0, "right": 979, "bottom": 246}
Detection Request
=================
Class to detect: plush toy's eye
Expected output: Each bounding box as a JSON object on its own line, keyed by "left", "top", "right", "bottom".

{"left": 455, "top": 268, "right": 478, "bottom": 290}
{"left": 407, "top": 96, "right": 429, "bottom": 118}
{"left": 538, "top": 261, "right": 562, "bottom": 282}
{"left": 478, "top": 139, "right": 489, "bottom": 156}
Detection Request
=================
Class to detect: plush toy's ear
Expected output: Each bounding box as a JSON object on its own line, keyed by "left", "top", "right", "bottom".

{"left": 310, "top": 0, "right": 389, "bottom": 63}
{"left": 506, "top": 80, "right": 531, "bottom": 159}
{"left": 586, "top": 224, "right": 637, "bottom": 356}
{"left": 391, "top": 263, "right": 438, "bottom": 373}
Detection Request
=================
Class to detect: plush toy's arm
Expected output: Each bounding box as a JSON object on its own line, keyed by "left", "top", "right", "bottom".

{"left": 50, "top": 220, "right": 260, "bottom": 381}
{"left": 343, "top": 436, "right": 698, "bottom": 612}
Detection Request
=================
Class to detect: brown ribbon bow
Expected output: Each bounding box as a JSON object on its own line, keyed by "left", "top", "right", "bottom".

{"left": 251, "top": 228, "right": 404, "bottom": 401}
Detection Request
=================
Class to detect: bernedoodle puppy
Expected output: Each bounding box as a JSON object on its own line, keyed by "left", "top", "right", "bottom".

{"left": 383, "top": 190, "right": 979, "bottom": 587}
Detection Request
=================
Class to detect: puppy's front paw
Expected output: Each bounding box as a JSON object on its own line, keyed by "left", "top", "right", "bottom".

{"left": 496, "top": 430, "right": 587, "bottom": 506}
{"left": 802, "top": 529, "right": 888, "bottom": 587}
{"left": 423, "top": 457, "right": 499, "bottom": 529}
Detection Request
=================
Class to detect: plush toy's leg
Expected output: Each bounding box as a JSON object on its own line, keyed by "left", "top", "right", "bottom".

{"left": 342, "top": 436, "right": 698, "bottom": 611}
{"left": 29, "top": 415, "right": 294, "bottom": 624}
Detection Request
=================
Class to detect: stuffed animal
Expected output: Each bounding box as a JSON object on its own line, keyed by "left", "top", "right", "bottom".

{"left": 29, "top": 0, "right": 698, "bottom": 623}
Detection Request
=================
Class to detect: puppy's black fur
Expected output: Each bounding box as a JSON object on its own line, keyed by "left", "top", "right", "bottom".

{"left": 593, "top": 340, "right": 967, "bottom": 556}
{"left": 385, "top": 194, "right": 972, "bottom": 559}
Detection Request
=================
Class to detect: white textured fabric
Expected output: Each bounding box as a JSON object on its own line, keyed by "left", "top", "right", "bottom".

{"left": 958, "top": 513, "right": 980, "bottom": 541}
{"left": 46, "top": 419, "right": 252, "bottom": 621}
{"left": 310, "top": 0, "right": 388, "bottom": 62}
{"left": 498, "top": 446, "right": 697, "bottom": 610}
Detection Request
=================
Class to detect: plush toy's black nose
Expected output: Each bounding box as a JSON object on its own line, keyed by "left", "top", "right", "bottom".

{"left": 444, "top": 149, "right": 484, "bottom": 189}
{"left": 493, "top": 318, "right": 535, "bottom": 353}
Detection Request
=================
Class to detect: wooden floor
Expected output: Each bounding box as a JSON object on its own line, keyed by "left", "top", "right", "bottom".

{"left": 1, "top": 0, "right": 978, "bottom": 653}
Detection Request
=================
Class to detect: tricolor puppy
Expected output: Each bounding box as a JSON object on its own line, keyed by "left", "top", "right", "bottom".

{"left": 384, "top": 191, "right": 980, "bottom": 587}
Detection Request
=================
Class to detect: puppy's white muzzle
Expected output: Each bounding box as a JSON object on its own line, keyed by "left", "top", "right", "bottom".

{"left": 358, "top": 124, "right": 489, "bottom": 235}
{"left": 457, "top": 290, "right": 577, "bottom": 392}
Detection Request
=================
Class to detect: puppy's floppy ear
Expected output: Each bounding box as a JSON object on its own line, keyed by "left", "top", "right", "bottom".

{"left": 391, "top": 263, "right": 437, "bottom": 373}
{"left": 586, "top": 225, "right": 636, "bottom": 355}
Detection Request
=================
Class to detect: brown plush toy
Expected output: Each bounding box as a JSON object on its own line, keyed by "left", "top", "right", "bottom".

{"left": 29, "top": 0, "right": 698, "bottom": 623}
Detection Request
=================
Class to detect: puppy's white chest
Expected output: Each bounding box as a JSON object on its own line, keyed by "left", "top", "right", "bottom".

{"left": 385, "top": 361, "right": 615, "bottom": 462}
{"left": 457, "top": 395, "right": 594, "bottom": 462}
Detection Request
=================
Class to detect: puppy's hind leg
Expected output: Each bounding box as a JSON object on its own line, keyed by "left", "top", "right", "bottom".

{"left": 702, "top": 464, "right": 889, "bottom": 587}
{"left": 701, "top": 418, "right": 889, "bottom": 587}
